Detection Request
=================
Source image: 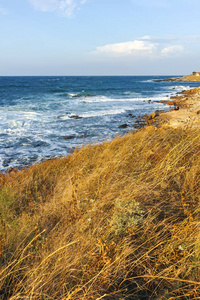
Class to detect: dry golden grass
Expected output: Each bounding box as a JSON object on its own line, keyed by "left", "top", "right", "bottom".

{"left": 0, "top": 125, "right": 200, "bottom": 299}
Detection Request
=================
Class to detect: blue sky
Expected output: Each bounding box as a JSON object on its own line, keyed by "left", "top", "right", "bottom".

{"left": 1, "top": 0, "right": 200, "bottom": 75}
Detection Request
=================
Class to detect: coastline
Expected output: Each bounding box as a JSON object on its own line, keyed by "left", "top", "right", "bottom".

{"left": 0, "top": 84, "right": 200, "bottom": 299}
{"left": 3, "top": 85, "right": 200, "bottom": 174}
{"left": 1, "top": 75, "right": 185, "bottom": 172}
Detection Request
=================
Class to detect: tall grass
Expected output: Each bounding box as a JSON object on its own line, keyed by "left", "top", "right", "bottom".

{"left": 0, "top": 125, "right": 200, "bottom": 299}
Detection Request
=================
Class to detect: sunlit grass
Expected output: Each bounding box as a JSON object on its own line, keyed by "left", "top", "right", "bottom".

{"left": 0, "top": 125, "right": 200, "bottom": 299}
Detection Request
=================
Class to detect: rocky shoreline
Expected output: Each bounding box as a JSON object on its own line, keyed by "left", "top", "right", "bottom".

{"left": 122, "top": 86, "right": 200, "bottom": 130}
{"left": 146, "top": 87, "right": 200, "bottom": 128}
{"left": 5, "top": 86, "right": 200, "bottom": 175}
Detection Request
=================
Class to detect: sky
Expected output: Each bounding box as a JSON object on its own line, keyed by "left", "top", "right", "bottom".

{"left": 1, "top": 0, "right": 200, "bottom": 76}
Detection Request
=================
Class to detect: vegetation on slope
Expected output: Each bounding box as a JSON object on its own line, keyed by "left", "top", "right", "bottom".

{"left": 0, "top": 125, "right": 200, "bottom": 299}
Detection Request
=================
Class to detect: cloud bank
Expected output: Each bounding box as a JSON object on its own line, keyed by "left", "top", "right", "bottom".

{"left": 161, "top": 45, "right": 184, "bottom": 56}
{"left": 29, "top": 0, "right": 87, "bottom": 17}
{"left": 95, "top": 39, "right": 157, "bottom": 56}
{"left": 94, "top": 36, "right": 185, "bottom": 58}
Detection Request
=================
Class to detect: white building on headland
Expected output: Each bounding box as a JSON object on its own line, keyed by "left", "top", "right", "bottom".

{"left": 192, "top": 72, "right": 200, "bottom": 76}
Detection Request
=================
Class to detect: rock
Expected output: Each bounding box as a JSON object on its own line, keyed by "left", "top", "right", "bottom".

{"left": 133, "top": 124, "right": 140, "bottom": 129}
{"left": 65, "top": 135, "right": 74, "bottom": 140}
{"left": 126, "top": 113, "right": 136, "bottom": 118}
{"left": 69, "top": 115, "right": 82, "bottom": 119}
{"left": 118, "top": 124, "right": 128, "bottom": 129}
{"left": 196, "top": 110, "right": 200, "bottom": 115}
{"left": 147, "top": 111, "right": 159, "bottom": 120}
{"left": 161, "top": 100, "right": 175, "bottom": 106}
{"left": 148, "top": 100, "right": 152, "bottom": 103}
{"left": 133, "top": 122, "right": 146, "bottom": 129}
{"left": 174, "top": 106, "right": 179, "bottom": 111}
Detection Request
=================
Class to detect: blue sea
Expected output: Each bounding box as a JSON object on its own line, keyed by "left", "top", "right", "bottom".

{"left": 0, "top": 76, "right": 199, "bottom": 171}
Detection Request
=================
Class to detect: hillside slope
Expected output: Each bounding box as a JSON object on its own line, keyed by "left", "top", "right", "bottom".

{"left": 0, "top": 124, "right": 200, "bottom": 299}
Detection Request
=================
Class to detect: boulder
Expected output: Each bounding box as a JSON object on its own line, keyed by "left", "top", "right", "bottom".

{"left": 126, "top": 113, "right": 136, "bottom": 118}
{"left": 69, "top": 115, "right": 82, "bottom": 119}
{"left": 174, "top": 106, "right": 179, "bottom": 111}
{"left": 118, "top": 124, "right": 128, "bottom": 129}
{"left": 147, "top": 111, "right": 159, "bottom": 120}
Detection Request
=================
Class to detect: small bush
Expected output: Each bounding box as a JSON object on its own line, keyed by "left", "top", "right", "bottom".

{"left": 110, "top": 198, "right": 144, "bottom": 235}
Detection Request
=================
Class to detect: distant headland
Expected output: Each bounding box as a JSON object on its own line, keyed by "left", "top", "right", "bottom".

{"left": 156, "top": 71, "right": 200, "bottom": 82}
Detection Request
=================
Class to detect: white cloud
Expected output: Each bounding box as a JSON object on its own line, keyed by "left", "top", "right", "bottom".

{"left": 93, "top": 36, "right": 187, "bottom": 60}
{"left": 161, "top": 45, "right": 184, "bottom": 56}
{"left": 95, "top": 39, "right": 157, "bottom": 57}
{"left": 29, "top": 0, "right": 87, "bottom": 17}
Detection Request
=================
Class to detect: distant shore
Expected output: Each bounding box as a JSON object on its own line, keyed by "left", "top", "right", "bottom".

{"left": 155, "top": 74, "right": 200, "bottom": 82}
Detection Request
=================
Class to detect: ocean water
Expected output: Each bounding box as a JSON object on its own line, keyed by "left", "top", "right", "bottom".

{"left": 0, "top": 76, "right": 199, "bottom": 171}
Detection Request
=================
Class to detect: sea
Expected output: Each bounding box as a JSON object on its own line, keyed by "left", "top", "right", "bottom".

{"left": 0, "top": 76, "right": 200, "bottom": 172}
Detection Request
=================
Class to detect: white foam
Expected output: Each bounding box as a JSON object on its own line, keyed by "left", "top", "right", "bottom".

{"left": 141, "top": 79, "right": 154, "bottom": 83}
{"left": 123, "top": 91, "right": 142, "bottom": 96}
{"left": 58, "top": 114, "right": 70, "bottom": 120}
{"left": 168, "top": 85, "right": 191, "bottom": 91}
{"left": 82, "top": 95, "right": 169, "bottom": 104}
{"left": 21, "top": 143, "right": 31, "bottom": 146}
{"left": 68, "top": 93, "right": 79, "bottom": 97}
{"left": 80, "top": 108, "right": 126, "bottom": 118}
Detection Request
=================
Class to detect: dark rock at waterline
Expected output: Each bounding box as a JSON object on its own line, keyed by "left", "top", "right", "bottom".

{"left": 5, "top": 145, "right": 12, "bottom": 149}
{"left": 133, "top": 122, "right": 147, "bottom": 129}
{"left": 134, "top": 119, "right": 147, "bottom": 127}
{"left": 72, "top": 94, "right": 81, "bottom": 98}
{"left": 3, "top": 163, "right": 9, "bottom": 168}
{"left": 34, "top": 143, "right": 42, "bottom": 147}
{"left": 65, "top": 135, "right": 75, "bottom": 140}
{"left": 133, "top": 125, "right": 142, "bottom": 129}
{"left": 69, "top": 115, "right": 82, "bottom": 119}
{"left": 118, "top": 124, "right": 128, "bottom": 129}
{"left": 126, "top": 113, "right": 136, "bottom": 118}
{"left": 134, "top": 119, "right": 146, "bottom": 124}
